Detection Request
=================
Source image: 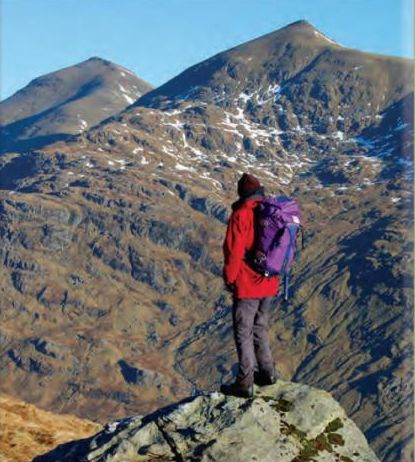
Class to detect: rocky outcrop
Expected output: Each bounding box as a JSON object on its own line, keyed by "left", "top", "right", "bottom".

{"left": 34, "top": 381, "right": 378, "bottom": 462}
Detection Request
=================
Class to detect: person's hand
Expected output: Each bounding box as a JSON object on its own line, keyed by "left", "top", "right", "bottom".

{"left": 225, "top": 282, "right": 235, "bottom": 293}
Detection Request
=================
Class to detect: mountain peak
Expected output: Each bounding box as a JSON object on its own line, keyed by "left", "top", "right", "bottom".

{"left": 86, "top": 56, "right": 107, "bottom": 62}
{"left": 284, "top": 19, "right": 314, "bottom": 28}
{"left": 275, "top": 19, "right": 338, "bottom": 45}
{"left": 136, "top": 19, "right": 342, "bottom": 108}
{"left": 77, "top": 56, "right": 116, "bottom": 69}
{"left": 0, "top": 56, "right": 153, "bottom": 149}
{"left": 84, "top": 56, "right": 112, "bottom": 65}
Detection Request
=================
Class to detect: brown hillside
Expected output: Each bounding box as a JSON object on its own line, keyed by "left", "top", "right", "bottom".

{"left": 0, "top": 394, "right": 100, "bottom": 462}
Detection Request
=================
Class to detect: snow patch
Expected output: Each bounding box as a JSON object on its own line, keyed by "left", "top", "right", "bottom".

{"left": 118, "top": 83, "right": 136, "bottom": 105}
{"left": 238, "top": 92, "right": 253, "bottom": 103}
{"left": 116, "top": 64, "right": 136, "bottom": 77}
{"left": 313, "top": 30, "right": 338, "bottom": 45}
{"left": 334, "top": 131, "right": 344, "bottom": 141}
{"left": 175, "top": 163, "right": 195, "bottom": 171}
{"left": 76, "top": 113, "right": 88, "bottom": 131}
{"left": 161, "top": 145, "right": 178, "bottom": 158}
{"left": 164, "top": 109, "right": 183, "bottom": 116}
{"left": 163, "top": 121, "right": 185, "bottom": 130}
{"left": 123, "top": 94, "right": 135, "bottom": 105}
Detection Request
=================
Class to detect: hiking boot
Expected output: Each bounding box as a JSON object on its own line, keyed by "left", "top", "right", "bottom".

{"left": 254, "top": 370, "right": 278, "bottom": 387}
{"left": 220, "top": 381, "right": 254, "bottom": 398}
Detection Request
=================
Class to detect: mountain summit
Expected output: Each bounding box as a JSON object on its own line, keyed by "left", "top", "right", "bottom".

{"left": 136, "top": 19, "right": 410, "bottom": 112}
{"left": 0, "top": 58, "right": 153, "bottom": 152}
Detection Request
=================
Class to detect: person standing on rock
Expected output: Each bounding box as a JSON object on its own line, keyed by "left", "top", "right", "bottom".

{"left": 221, "top": 173, "right": 279, "bottom": 398}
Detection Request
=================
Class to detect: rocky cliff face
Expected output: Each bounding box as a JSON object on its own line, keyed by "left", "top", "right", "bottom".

{"left": 0, "top": 57, "right": 152, "bottom": 152}
{"left": 34, "top": 381, "right": 380, "bottom": 462}
{"left": 0, "top": 20, "right": 413, "bottom": 462}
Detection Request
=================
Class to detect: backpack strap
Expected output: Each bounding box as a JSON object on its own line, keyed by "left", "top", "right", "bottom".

{"left": 281, "top": 224, "right": 298, "bottom": 273}
{"left": 282, "top": 224, "right": 299, "bottom": 300}
{"left": 284, "top": 272, "right": 290, "bottom": 301}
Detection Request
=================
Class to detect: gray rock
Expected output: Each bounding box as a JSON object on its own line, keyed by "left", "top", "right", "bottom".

{"left": 34, "top": 380, "right": 379, "bottom": 462}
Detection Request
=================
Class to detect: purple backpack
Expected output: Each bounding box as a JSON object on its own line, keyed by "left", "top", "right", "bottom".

{"left": 249, "top": 196, "right": 303, "bottom": 300}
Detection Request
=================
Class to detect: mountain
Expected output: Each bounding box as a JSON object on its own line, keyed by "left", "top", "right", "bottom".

{"left": 34, "top": 381, "right": 379, "bottom": 462}
{"left": 0, "top": 57, "right": 153, "bottom": 152}
{"left": 0, "top": 20, "right": 413, "bottom": 462}
{"left": 0, "top": 393, "right": 100, "bottom": 462}
{"left": 139, "top": 19, "right": 411, "bottom": 112}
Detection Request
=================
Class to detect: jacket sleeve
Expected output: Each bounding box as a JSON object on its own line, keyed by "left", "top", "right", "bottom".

{"left": 223, "top": 210, "right": 249, "bottom": 285}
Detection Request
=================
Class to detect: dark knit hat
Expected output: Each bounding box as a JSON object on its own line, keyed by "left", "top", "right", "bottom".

{"left": 237, "top": 173, "right": 261, "bottom": 197}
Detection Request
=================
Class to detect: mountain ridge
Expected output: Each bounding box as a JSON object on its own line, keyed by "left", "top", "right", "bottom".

{"left": 135, "top": 20, "right": 412, "bottom": 111}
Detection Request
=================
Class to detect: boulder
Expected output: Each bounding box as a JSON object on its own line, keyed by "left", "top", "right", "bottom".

{"left": 34, "top": 380, "right": 379, "bottom": 461}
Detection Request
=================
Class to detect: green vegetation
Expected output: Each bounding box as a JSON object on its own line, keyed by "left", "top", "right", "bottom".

{"left": 281, "top": 416, "right": 350, "bottom": 462}
{"left": 328, "top": 432, "right": 345, "bottom": 445}
{"left": 324, "top": 417, "right": 344, "bottom": 433}
{"left": 260, "top": 396, "right": 294, "bottom": 413}
{"left": 281, "top": 422, "right": 307, "bottom": 440}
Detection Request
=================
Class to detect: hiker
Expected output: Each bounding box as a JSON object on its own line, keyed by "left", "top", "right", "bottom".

{"left": 220, "top": 173, "right": 279, "bottom": 398}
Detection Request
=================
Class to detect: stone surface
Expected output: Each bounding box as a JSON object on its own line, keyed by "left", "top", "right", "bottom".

{"left": 34, "top": 381, "right": 379, "bottom": 462}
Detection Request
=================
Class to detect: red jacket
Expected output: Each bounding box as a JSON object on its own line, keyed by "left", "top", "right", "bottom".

{"left": 223, "top": 197, "right": 279, "bottom": 299}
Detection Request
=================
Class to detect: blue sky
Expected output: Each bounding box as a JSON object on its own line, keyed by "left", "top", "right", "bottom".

{"left": 1, "top": 0, "right": 413, "bottom": 100}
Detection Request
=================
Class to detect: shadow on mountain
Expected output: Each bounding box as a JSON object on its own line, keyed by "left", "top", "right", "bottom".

{"left": 0, "top": 133, "right": 75, "bottom": 154}
{"left": 359, "top": 93, "right": 414, "bottom": 141}
{"left": 31, "top": 434, "right": 94, "bottom": 462}
{"left": 337, "top": 216, "right": 413, "bottom": 301}
{"left": 0, "top": 151, "right": 54, "bottom": 190}
{"left": 0, "top": 80, "right": 102, "bottom": 154}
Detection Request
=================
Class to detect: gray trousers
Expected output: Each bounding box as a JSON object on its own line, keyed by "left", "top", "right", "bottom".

{"left": 232, "top": 296, "right": 275, "bottom": 386}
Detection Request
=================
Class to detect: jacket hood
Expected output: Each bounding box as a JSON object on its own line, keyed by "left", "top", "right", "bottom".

{"left": 231, "top": 192, "right": 264, "bottom": 211}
